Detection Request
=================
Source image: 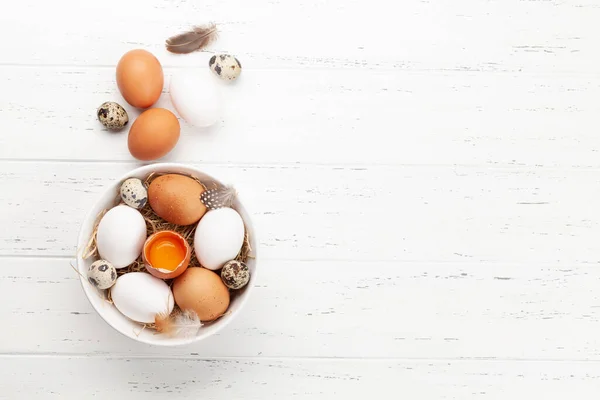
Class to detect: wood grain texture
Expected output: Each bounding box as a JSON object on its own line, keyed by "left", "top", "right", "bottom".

{"left": 1, "top": 0, "right": 599, "bottom": 74}
{"left": 0, "top": 162, "right": 598, "bottom": 263}
{"left": 4, "top": 356, "right": 600, "bottom": 399}
{"left": 1, "top": 67, "right": 600, "bottom": 167}
{"left": 5, "top": 258, "right": 600, "bottom": 360}
{"left": 2, "top": 0, "right": 600, "bottom": 396}
{"left": 2, "top": 258, "right": 600, "bottom": 359}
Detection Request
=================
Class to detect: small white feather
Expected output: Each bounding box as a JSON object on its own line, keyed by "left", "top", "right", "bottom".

{"left": 171, "top": 310, "right": 203, "bottom": 338}
{"left": 156, "top": 310, "right": 203, "bottom": 338}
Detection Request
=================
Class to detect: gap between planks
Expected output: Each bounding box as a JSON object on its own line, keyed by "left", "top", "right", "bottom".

{"left": 2, "top": 158, "right": 600, "bottom": 172}
{"left": 3, "top": 353, "right": 600, "bottom": 364}
{"left": 2, "top": 63, "right": 600, "bottom": 77}
{"left": 1, "top": 254, "right": 598, "bottom": 267}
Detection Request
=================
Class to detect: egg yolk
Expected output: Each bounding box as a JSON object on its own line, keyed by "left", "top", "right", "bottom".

{"left": 148, "top": 237, "right": 186, "bottom": 271}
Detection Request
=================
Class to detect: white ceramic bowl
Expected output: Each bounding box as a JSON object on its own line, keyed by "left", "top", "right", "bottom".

{"left": 76, "top": 163, "right": 257, "bottom": 346}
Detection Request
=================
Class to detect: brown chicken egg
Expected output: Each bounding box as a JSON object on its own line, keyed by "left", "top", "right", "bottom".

{"left": 148, "top": 174, "right": 207, "bottom": 225}
{"left": 116, "top": 49, "right": 164, "bottom": 108}
{"left": 128, "top": 108, "right": 180, "bottom": 161}
{"left": 173, "top": 267, "right": 230, "bottom": 322}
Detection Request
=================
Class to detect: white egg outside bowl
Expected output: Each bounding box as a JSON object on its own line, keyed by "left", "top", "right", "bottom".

{"left": 76, "top": 163, "right": 258, "bottom": 346}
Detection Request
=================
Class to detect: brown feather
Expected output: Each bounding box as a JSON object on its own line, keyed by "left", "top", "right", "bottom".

{"left": 166, "top": 23, "right": 218, "bottom": 54}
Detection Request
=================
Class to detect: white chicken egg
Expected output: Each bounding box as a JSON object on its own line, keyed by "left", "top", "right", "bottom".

{"left": 96, "top": 205, "right": 147, "bottom": 269}
{"left": 169, "top": 69, "right": 222, "bottom": 128}
{"left": 111, "top": 272, "right": 174, "bottom": 324}
{"left": 194, "top": 208, "right": 245, "bottom": 270}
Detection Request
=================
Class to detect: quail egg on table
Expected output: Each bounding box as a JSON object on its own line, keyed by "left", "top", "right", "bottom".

{"left": 97, "top": 101, "right": 129, "bottom": 130}
{"left": 209, "top": 54, "right": 242, "bottom": 81}
{"left": 87, "top": 260, "right": 117, "bottom": 290}
{"left": 120, "top": 178, "right": 148, "bottom": 209}
{"left": 221, "top": 260, "right": 250, "bottom": 290}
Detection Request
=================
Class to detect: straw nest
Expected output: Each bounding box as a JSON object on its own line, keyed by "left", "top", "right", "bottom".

{"left": 80, "top": 171, "right": 253, "bottom": 331}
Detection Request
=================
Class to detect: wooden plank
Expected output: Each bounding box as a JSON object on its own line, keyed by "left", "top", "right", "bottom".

{"left": 3, "top": 257, "right": 600, "bottom": 359}
{"left": 4, "top": 0, "right": 600, "bottom": 396}
{"left": 0, "top": 162, "right": 598, "bottom": 263}
{"left": 1, "top": 0, "right": 599, "bottom": 74}
{"left": 1, "top": 67, "right": 600, "bottom": 166}
{"left": 4, "top": 356, "right": 600, "bottom": 399}
{"left": 0, "top": 162, "right": 600, "bottom": 264}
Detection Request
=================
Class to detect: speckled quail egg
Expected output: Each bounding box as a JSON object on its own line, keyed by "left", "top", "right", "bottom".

{"left": 88, "top": 260, "right": 117, "bottom": 290}
{"left": 120, "top": 178, "right": 148, "bottom": 209}
{"left": 220, "top": 260, "right": 250, "bottom": 290}
{"left": 209, "top": 54, "right": 242, "bottom": 81}
{"left": 97, "top": 101, "right": 129, "bottom": 130}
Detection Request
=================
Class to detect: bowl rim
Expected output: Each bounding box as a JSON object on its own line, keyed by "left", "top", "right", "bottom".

{"left": 75, "top": 162, "right": 258, "bottom": 346}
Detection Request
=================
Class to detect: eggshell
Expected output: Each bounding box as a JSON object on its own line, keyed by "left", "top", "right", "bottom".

{"left": 119, "top": 177, "right": 148, "bottom": 209}
{"left": 87, "top": 260, "right": 117, "bottom": 290}
{"left": 111, "top": 272, "right": 174, "bottom": 324}
{"left": 116, "top": 49, "right": 164, "bottom": 108}
{"left": 128, "top": 108, "right": 180, "bottom": 161}
{"left": 220, "top": 260, "right": 250, "bottom": 290}
{"left": 143, "top": 230, "right": 191, "bottom": 280}
{"left": 169, "top": 69, "right": 222, "bottom": 128}
{"left": 148, "top": 174, "right": 207, "bottom": 225}
{"left": 173, "top": 267, "right": 230, "bottom": 322}
{"left": 97, "top": 101, "right": 129, "bottom": 130}
{"left": 194, "top": 208, "right": 244, "bottom": 270}
{"left": 209, "top": 54, "right": 242, "bottom": 82}
{"left": 96, "top": 205, "right": 147, "bottom": 269}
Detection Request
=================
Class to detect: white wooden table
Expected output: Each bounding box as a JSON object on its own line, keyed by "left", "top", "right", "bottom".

{"left": 2, "top": 0, "right": 600, "bottom": 398}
